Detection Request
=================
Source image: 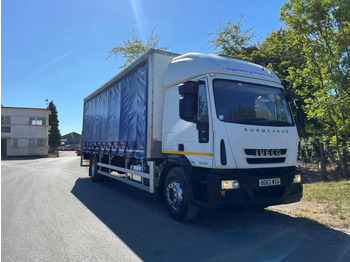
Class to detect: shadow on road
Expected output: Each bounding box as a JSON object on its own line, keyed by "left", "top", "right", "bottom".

{"left": 71, "top": 177, "right": 350, "bottom": 262}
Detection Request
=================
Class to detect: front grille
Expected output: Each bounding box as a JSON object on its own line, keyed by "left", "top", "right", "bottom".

{"left": 245, "top": 148, "right": 287, "bottom": 164}
{"left": 247, "top": 158, "right": 286, "bottom": 164}
{"left": 244, "top": 149, "right": 287, "bottom": 156}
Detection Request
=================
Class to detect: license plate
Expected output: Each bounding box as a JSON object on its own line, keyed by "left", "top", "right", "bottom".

{"left": 259, "top": 178, "right": 281, "bottom": 187}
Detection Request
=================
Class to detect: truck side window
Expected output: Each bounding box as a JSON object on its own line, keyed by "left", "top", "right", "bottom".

{"left": 197, "top": 82, "right": 209, "bottom": 143}
{"left": 197, "top": 83, "right": 208, "bottom": 123}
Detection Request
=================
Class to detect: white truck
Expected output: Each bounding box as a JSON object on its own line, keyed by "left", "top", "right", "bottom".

{"left": 81, "top": 49, "right": 303, "bottom": 221}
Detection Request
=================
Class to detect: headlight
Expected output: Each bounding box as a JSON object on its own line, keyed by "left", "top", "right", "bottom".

{"left": 221, "top": 180, "right": 240, "bottom": 190}
{"left": 293, "top": 174, "right": 302, "bottom": 183}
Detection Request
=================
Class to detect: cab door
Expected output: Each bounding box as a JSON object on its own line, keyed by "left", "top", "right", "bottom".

{"left": 176, "top": 78, "right": 213, "bottom": 168}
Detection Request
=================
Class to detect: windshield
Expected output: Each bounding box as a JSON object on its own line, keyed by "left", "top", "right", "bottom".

{"left": 213, "top": 79, "right": 294, "bottom": 126}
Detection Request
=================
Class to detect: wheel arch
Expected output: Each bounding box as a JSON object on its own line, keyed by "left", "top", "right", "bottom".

{"left": 158, "top": 154, "right": 193, "bottom": 198}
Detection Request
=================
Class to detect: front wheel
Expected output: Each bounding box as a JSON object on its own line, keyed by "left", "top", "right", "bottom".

{"left": 164, "top": 167, "right": 199, "bottom": 222}
{"left": 89, "top": 155, "right": 103, "bottom": 182}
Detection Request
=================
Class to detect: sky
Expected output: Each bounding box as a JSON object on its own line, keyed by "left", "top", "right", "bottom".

{"left": 2, "top": 0, "right": 288, "bottom": 135}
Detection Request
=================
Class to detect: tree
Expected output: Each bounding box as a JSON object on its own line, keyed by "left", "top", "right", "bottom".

{"left": 47, "top": 101, "right": 61, "bottom": 151}
{"left": 207, "top": 15, "right": 256, "bottom": 57}
{"left": 108, "top": 27, "right": 170, "bottom": 69}
{"left": 280, "top": 0, "right": 350, "bottom": 179}
{"left": 257, "top": 29, "right": 307, "bottom": 89}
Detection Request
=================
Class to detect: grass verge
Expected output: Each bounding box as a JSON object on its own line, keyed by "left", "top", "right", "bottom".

{"left": 303, "top": 180, "right": 350, "bottom": 220}
{"left": 268, "top": 179, "right": 350, "bottom": 233}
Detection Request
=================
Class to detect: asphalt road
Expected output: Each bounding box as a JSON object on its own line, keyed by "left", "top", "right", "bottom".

{"left": 2, "top": 153, "right": 350, "bottom": 262}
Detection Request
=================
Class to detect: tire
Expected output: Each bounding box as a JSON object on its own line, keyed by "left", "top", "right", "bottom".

{"left": 164, "top": 167, "right": 199, "bottom": 222}
{"left": 89, "top": 155, "right": 103, "bottom": 182}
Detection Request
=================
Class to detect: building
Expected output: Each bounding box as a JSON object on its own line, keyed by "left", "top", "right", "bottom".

{"left": 1, "top": 107, "right": 51, "bottom": 157}
{"left": 61, "top": 132, "right": 81, "bottom": 150}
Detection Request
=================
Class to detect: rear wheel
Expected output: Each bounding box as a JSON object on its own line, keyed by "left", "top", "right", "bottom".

{"left": 164, "top": 167, "right": 199, "bottom": 222}
{"left": 89, "top": 155, "right": 103, "bottom": 182}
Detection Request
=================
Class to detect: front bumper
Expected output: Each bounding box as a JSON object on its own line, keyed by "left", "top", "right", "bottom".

{"left": 206, "top": 167, "right": 303, "bottom": 207}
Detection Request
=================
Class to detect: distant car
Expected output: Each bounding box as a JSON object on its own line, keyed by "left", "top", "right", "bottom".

{"left": 65, "top": 145, "right": 72, "bottom": 150}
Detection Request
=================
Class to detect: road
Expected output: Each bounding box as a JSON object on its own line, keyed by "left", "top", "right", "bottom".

{"left": 2, "top": 153, "right": 350, "bottom": 262}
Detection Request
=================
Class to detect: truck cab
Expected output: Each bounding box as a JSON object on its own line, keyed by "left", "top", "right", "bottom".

{"left": 161, "top": 53, "right": 302, "bottom": 219}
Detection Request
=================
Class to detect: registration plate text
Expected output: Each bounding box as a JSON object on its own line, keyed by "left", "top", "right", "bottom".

{"left": 259, "top": 178, "right": 281, "bottom": 187}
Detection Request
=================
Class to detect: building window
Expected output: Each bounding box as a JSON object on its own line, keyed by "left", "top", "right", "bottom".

{"left": 29, "top": 117, "right": 47, "bottom": 125}
{"left": 13, "top": 139, "right": 18, "bottom": 147}
{"left": 37, "top": 139, "right": 47, "bottom": 146}
{"left": 28, "top": 139, "right": 36, "bottom": 147}
{"left": 1, "top": 126, "right": 11, "bottom": 133}
{"left": 1, "top": 116, "right": 11, "bottom": 124}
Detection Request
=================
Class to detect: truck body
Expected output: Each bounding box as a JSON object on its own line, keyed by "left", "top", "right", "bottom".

{"left": 81, "top": 49, "right": 302, "bottom": 221}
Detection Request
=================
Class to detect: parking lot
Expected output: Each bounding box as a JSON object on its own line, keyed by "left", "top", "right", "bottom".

{"left": 2, "top": 155, "right": 350, "bottom": 261}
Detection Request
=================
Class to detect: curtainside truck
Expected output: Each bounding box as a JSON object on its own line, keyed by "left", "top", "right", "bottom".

{"left": 81, "top": 49, "right": 303, "bottom": 221}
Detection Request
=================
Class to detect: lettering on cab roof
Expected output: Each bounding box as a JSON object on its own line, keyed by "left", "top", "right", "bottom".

{"left": 226, "top": 67, "right": 278, "bottom": 79}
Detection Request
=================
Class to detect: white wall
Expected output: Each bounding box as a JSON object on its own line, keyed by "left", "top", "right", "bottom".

{"left": 2, "top": 107, "right": 50, "bottom": 156}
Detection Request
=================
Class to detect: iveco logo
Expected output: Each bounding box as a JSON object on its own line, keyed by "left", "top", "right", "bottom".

{"left": 256, "top": 149, "right": 282, "bottom": 157}
{"left": 244, "top": 128, "right": 289, "bottom": 134}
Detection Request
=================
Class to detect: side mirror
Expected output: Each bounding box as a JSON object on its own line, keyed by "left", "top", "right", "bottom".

{"left": 287, "top": 92, "right": 305, "bottom": 128}
{"left": 295, "top": 100, "right": 305, "bottom": 128}
{"left": 179, "top": 81, "right": 198, "bottom": 96}
{"left": 179, "top": 96, "right": 196, "bottom": 122}
{"left": 287, "top": 92, "right": 301, "bottom": 103}
{"left": 179, "top": 81, "right": 198, "bottom": 123}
